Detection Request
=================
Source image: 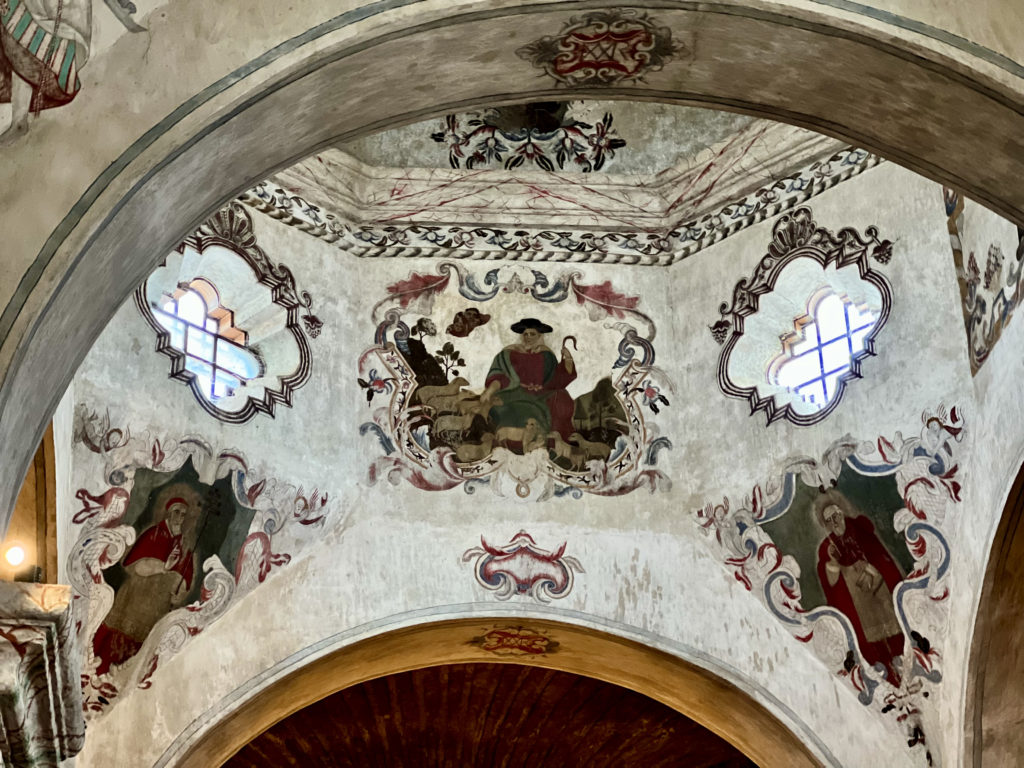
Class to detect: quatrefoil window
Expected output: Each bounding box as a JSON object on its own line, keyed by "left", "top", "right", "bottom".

{"left": 153, "top": 279, "right": 261, "bottom": 402}
{"left": 768, "top": 289, "right": 881, "bottom": 411}
{"left": 711, "top": 207, "right": 893, "bottom": 426}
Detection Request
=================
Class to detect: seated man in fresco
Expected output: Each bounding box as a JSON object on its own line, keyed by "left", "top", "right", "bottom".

{"left": 92, "top": 486, "right": 204, "bottom": 676}
{"left": 481, "top": 318, "right": 577, "bottom": 446}
{"left": 814, "top": 490, "right": 906, "bottom": 686}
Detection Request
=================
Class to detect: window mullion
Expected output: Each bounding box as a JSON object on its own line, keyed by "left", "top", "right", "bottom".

{"left": 156, "top": 283, "right": 261, "bottom": 403}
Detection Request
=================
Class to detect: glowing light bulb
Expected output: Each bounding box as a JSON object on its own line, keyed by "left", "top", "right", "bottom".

{"left": 4, "top": 546, "right": 25, "bottom": 567}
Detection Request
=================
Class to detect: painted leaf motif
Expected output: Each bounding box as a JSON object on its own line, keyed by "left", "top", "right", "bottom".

{"left": 572, "top": 280, "right": 640, "bottom": 319}
{"left": 151, "top": 439, "right": 165, "bottom": 467}
{"left": 246, "top": 478, "right": 266, "bottom": 506}
{"left": 385, "top": 271, "right": 451, "bottom": 308}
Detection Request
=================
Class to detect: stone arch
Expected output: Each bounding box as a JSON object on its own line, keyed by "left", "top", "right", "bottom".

{"left": 4, "top": 0, "right": 1024, "bottom": 525}
{"left": 159, "top": 616, "right": 824, "bottom": 767}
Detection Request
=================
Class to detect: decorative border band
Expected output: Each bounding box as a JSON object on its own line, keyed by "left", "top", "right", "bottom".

{"left": 240, "top": 148, "right": 882, "bottom": 267}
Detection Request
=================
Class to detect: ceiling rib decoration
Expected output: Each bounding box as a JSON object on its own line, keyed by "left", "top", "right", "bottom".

{"left": 243, "top": 121, "right": 877, "bottom": 267}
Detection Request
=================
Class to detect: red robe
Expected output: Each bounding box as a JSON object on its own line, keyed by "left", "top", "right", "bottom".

{"left": 123, "top": 520, "right": 195, "bottom": 588}
{"left": 92, "top": 521, "right": 195, "bottom": 675}
{"left": 817, "top": 515, "right": 906, "bottom": 685}
{"left": 486, "top": 348, "right": 577, "bottom": 441}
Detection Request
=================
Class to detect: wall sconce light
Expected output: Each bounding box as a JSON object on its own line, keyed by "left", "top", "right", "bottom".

{"left": 4, "top": 545, "right": 25, "bottom": 567}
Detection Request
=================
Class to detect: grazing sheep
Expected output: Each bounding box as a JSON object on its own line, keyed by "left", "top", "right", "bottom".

{"left": 455, "top": 434, "right": 495, "bottom": 463}
{"left": 548, "top": 433, "right": 588, "bottom": 470}
{"left": 496, "top": 419, "right": 545, "bottom": 452}
{"left": 433, "top": 412, "right": 476, "bottom": 437}
{"left": 569, "top": 432, "right": 612, "bottom": 461}
{"left": 416, "top": 378, "right": 470, "bottom": 412}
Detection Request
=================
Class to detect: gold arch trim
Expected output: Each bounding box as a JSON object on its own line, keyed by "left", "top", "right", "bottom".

{"left": 176, "top": 618, "right": 822, "bottom": 768}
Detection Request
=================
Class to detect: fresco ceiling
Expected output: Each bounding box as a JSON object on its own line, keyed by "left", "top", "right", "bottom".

{"left": 338, "top": 101, "right": 758, "bottom": 176}
{"left": 0, "top": 0, "right": 1016, "bottom": 760}
{"left": 55, "top": 94, "right": 1024, "bottom": 768}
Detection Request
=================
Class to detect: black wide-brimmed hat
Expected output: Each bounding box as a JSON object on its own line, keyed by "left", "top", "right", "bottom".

{"left": 511, "top": 317, "right": 552, "bottom": 334}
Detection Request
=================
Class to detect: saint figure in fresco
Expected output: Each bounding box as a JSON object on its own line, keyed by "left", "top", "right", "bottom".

{"left": 481, "top": 318, "right": 577, "bottom": 442}
{"left": 814, "top": 490, "right": 906, "bottom": 686}
{"left": 92, "top": 485, "right": 204, "bottom": 675}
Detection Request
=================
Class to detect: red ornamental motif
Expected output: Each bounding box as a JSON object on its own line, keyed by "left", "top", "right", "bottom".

{"left": 475, "top": 627, "right": 556, "bottom": 656}
{"left": 518, "top": 10, "right": 682, "bottom": 87}
{"left": 572, "top": 280, "right": 640, "bottom": 317}
{"left": 463, "top": 531, "right": 584, "bottom": 602}
{"left": 555, "top": 22, "right": 653, "bottom": 80}
{"left": 385, "top": 271, "right": 451, "bottom": 308}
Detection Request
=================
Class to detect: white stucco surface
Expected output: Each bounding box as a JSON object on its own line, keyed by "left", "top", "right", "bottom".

{"left": 53, "top": 156, "right": 1024, "bottom": 767}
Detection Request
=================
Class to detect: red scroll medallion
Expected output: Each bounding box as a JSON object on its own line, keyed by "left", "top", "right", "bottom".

{"left": 517, "top": 10, "right": 683, "bottom": 87}
{"left": 469, "top": 626, "right": 559, "bottom": 657}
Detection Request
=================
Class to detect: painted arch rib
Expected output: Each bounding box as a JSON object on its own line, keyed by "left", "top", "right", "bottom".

{"left": 967, "top": 458, "right": 1024, "bottom": 767}
{"left": 0, "top": 0, "right": 1023, "bottom": 533}
{"left": 163, "top": 619, "right": 824, "bottom": 768}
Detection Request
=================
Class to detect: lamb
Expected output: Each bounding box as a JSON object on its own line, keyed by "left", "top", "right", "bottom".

{"left": 455, "top": 434, "right": 495, "bottom": 463}
{"left": 496, "top": 419, "right": 546, "bottom": 452}
{"left": 416, "top": 378, "right": 471, "bottom": 413}
{"left": 456, "top": 395, "right": 498, "bottom": 418}
{"left": 569, "top": 432, "right": 612, "bottom": 462}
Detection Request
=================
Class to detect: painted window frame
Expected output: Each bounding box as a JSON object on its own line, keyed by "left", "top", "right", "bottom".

{"left": 136, "top": 203, "right": 321, "bottom": 424}
{"left": 710, "top": 206, "right": 894, "bottom": 426}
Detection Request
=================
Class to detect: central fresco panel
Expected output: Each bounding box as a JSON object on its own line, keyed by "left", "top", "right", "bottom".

{"left": 358, "top": 263, "right": 673, "bottom": 501}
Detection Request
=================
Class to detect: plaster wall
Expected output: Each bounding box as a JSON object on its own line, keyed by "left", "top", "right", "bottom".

{"left": 809, "top": 0, "right": 1024, "bottom": 65}
{"left": 2, "top": 0, "right": 1024, "bottom": 543}
{"left": 937, "top": 201, "right": 1024, "bottom": 766}
{"left": 56, "top": 158, "right": 1013, "bottom": 766}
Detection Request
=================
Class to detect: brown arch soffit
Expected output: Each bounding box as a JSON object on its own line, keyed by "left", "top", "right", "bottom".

{"left": 164, "top": 617, "right": 824, "bottom": 768}
{"left": 2, "top": 0, "right": 1024, "bottom": 523}
{"left": 965, "top": 455, "right": 1024, "bottom": 768}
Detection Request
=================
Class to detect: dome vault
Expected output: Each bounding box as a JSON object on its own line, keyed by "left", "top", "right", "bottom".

{"left": 0, "top": 2, "right": 1024, "bottom": 767}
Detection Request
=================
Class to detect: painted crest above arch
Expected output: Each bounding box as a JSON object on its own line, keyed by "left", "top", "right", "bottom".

{"left": 515, "top": 9, "right": 687, "bottom": 86}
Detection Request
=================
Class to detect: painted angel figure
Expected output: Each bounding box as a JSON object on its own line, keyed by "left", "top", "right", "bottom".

{"left": 915, "top": 412, "right": 963, "bottom": 476}
{"left": 0, "top": 0, "right": 142, "bottom": 144}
